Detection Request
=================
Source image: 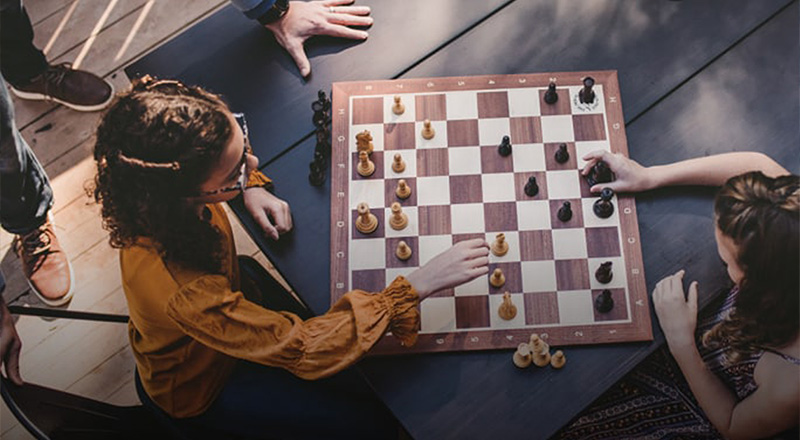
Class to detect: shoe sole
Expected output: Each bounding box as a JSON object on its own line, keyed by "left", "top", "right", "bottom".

{"left": 10, "top": 82, "right": 115, "bottom": 112}
{"left": 25, "top": 257, "right": 76, "bottom": 307}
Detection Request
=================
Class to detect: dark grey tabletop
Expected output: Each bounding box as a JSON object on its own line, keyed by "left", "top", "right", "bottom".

{"left": 127, "top": 1, "right": 799, "bottom": 438}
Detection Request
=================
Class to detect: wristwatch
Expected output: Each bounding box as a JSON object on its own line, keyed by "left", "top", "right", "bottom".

{"left": 257, "top": 0, "right": 290, "bottom": 25}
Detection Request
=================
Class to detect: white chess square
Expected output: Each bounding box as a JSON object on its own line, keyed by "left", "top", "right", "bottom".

{"left": 349, "top": 239, "right": 385, "bottom": 271}
{"left": 546, "top": 170, "right": 582, "bottom": 199}
{"left": 489, "top": 293, "right": 526, "bottom": 328}
{"left": 581, "top": 197, "right": 620, "bottom": 227}
{"left": 415, "top": 120, "right": 448, "bottom": 149}
{"left": 448, "top": 147, "right": 482, "bottom": 175}
{"left": 540, "top": 115, "right": 575, "bottom": 143}
{"left": 383, "top": 150, "right": 417, "bottom": 178}
{"left": 349, "top": 180, "right": 386, "bottom": 210}
{"left": 386, "top": 267, "right": 418, "bottom": 287}
{"left": 418, "top": 235, "right": 453, "bottom": 266}
{"left": 350, "top": 123, "right": 385, "bottom": 153}
{"left": 420, "top": 297, "right": 457, "bottom": 333}
{"left": 575, "top": 141, "right": 611, "bottom": 170}
{"left": 383, "top": 94, "right": 416, "bottom": 123}
{"left": 481, "top": 173, "right": 516, "bottom": 203}
{"left": 485, "top": 231, "right": 520, "bottom": 263}
{"left": 384, "top": 206, "right": 419, "bottom": 238}
{"left": 416, "top": 176, "right": 451, "bottom": 206}
{"left": 521, "top": 260, "right": 557, "bottom": 292}
{"left": 454, "top": 272, "right": 488, "bottom": 296}
{"left": 567, "top": 84, "right": 605, "bottom": 114}
{"left": 508, "top": 88, "right": 541, "bottom": 117}
{"left": 588, "top": 257, "right": 626, "bottom": 290}
{"left": 478, "top": 118, "right": 511, "bottom": 146}
{"left": 516, "top": 200, "right": 552, "bottom": 231}
{"left": 552, "top": 229, "right": 588, "bottom": 260}
{"left": 445, "top": 91, "right": 478, "bottom": 120}
{"left": 557, "top": 290, "right": 595, "bottom": 324}
{"left": 451, "top": 204, "right": 485, "bottom": 234}
{"left": 512, "top": 143, "right": 546, "bottom": 172}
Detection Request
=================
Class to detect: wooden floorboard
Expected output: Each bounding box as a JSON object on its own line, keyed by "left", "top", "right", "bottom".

{"left": 0, "top": 1, "right": 288, "bottom": 438}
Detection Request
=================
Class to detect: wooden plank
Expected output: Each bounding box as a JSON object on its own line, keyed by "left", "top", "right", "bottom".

{"left": 25, "top": 0, "right": 74, "bottom": 26}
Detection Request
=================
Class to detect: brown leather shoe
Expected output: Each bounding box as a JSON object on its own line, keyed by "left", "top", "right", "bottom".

{"left": 13, "top": 218, "right": 75, "bottom": 306}
{"left": 9, "top": 62, "right": 113, "bottom": 112}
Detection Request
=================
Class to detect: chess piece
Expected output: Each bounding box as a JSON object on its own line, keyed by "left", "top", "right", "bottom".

{"left": 529, "top": 334, "right": 551, "bottom": 367}
{"left": 357, "top": 150, "right": 375, "bottom": 177}
{"left": 557, "top": 201, "right": 573, "bottom": 222}
{"left": 544, "top": 81, "right": 558, "bottom": 104}
{"left": 356, "top": 130, "right": 374, "bottom": 154}
{"left": 392, "top": 153, "right": 406, "bottom": 173}
{"left": 392, "top": 95, "right": 405, "bottom": 115}
{"left": 593, "top": 188, "right": 615, "bottom": 219}
{"left": 311, "top": 90, "right": 330, "bottom": 127}
{"left": 489, "top": 268, "right": 505, "bottom": 288}
{"left": 395, "top": 179, "right": 412, "bottom": 199}
{"left": 595, "top": 261, "right": 613, "bottom": 284}
{"left": 421, "top": 119, "right": 435, "bottom": 140}
{"left": 355, "top": 202, "right": 378, "bottom": 234}
{"left": 498, "top": 292, "right": 517, "bottom": 321}
{"left": 579, "top": 76, "right": 595, "bottom": 104}
{"left": 389, "top": 202, "right": 408, "bottom": 230}
{"left": 491, "top": 233, "right": 509, "bottom": 257}
{"left": 498, "top": 135, "right": 512, "bottom": 157}
{"left": 555, "top": 143, "right": 569, "bottom": 164}
{"left": 595, "top": 289, "right": 615, "bottom": 313}
{"left": 524, "top": 176, "right": 539, "bottom": 197}
{"left": 396, "top": 240, "right": 412, "bottom": 261}
{"left": 586, "top": 160, "right": 614, "bottom": 188}
{"left": 513, "top": 343, "right": 533, "bottom": 368}
{"left": 308, "top": 160, "right": 325, "bottom": 186}
{"left": 550, "top": 350, "right": 566, "bottom": 369}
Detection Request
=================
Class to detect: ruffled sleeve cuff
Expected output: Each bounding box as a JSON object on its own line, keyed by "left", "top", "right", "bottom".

{"left": 381, "top": 276, "right": 420, "bottom": 347}
{"left": 246, "top": 169, "right": 273, "bottom": 189}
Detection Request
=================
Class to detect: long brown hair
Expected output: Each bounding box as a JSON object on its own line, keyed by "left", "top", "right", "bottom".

{"left": 703, "top": 171, "right": 800, "bottom": 363}
{"left": 92, "top": 78, "right": 233, "bottom": 273}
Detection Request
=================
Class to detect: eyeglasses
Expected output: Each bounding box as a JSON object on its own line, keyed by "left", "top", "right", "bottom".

{"left": 194, "top": 113, "right": 251, "bottom": 197}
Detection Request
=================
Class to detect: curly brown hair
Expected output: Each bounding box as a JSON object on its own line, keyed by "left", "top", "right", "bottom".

{"left": 702, "top": 171, "right": 800, "bottom": 364}
{"left": 92, "top": 78, "right": 233, "bottom": 274}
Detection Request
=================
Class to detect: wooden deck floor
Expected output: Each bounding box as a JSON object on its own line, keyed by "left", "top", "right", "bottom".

{"left": 0, "top": 1, "right": 288, "bottom": 437}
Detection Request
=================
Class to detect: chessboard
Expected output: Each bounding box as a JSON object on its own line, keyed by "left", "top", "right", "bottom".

{"left": 329, "top": 71, "right": 652, "bottom": 355}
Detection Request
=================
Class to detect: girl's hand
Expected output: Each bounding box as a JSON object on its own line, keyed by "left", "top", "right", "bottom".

{"left": 406, "top": 239, "right": 490, "bottom": 301}
{"left": 581, "top": 150, "right": 653, "bottom": 194}
{"left": 242, "top": 188, "right": 293, "bottom": 240}
{"left": 653, "top": 270, "right": 699, "bottom": 353}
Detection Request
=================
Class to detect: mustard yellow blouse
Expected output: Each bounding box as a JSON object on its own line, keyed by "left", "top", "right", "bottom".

{"left": 121, "top": 175, "right": 420, "bottom": 418}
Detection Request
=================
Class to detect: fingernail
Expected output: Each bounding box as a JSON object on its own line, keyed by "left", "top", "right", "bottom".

{"left": 361, "top": 31, "right": 369, "bottom": 39}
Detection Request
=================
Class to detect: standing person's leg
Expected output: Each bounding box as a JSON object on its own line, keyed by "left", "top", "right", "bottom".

{"left": 0, "top": 74, "right": 74, "bottom": 306}
{"left": 0, "top": 0, "right": 114, "bottom": 112}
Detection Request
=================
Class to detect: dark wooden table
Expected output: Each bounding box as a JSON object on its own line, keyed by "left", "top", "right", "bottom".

{"left": 127, "top": 1, "right": 799, "bottom": 438}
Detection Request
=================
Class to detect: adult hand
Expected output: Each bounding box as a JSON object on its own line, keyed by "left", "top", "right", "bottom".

{"left": 0, "top": 299, "right": 23, "bottom": 385}
{"left": 265, "top": 0, "right": 372, "bottom": 77}
{"left": 581, "top": 150, "right": 653, "bottom": 194}
{"left": 242, "top": 187, "right": 293, "bottom": 240}
{"left": 653, "top": 270, "right": 699, "bottom": 353}
{"left": 406, "top": 239, "right": 490, "bottom": 301}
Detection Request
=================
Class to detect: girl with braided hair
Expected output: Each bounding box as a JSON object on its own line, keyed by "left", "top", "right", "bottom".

{"left": 92, "top": 77, "right": 490, "bottom": 438}
{"left": 557, "top": 151, "right": 799, "bottom": 440}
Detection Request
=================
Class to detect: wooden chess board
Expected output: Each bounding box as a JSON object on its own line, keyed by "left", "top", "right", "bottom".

{"left": 330, "top": 71, "right": 652, "bottom": 355}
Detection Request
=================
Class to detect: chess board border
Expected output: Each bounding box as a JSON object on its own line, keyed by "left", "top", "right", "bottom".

{"left": 330, "top": 71, "right": 652, "bottom": 355}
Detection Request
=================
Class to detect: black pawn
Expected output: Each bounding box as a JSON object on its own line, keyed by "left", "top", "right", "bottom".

{"left": 593, "top": 188, "right": 615, "bottom": 219}
{"left": 498, "top": 135, "right": 512, "bottom": 157}
{"left": 308, "top": 160, "right": 325, "bottom": 186}
{"left": 586, "top": 160, "right": 613, "bottom": 187}
{"left": 595, "top": 261, "right": 613, "bottom": 284}
{"left": 555, "top": 143, "right": 569, "bottom": 164}
{"left": 595, "top": 289, "right": 614, "bottom": 313}
{"left": 579, "top": 77, "right": 595, "bottom": 104}
{"left": 524, "top": 176, "right": 539, "bottom": 197}
{"left": 557, "top": 201, "right": 572, "bottom": 222}
{"left": 544, "top": 82, "right": 558, "bottom": 104}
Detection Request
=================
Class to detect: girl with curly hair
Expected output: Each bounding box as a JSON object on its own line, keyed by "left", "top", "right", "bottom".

{"left": 557, "top": 151, "right": 798, "bottom": 440}
{"left": 92, "top": 78, "right": 490, "bottom": 439}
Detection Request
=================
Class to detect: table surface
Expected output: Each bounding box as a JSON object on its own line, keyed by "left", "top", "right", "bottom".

{"left": 127, "top": 1, "right": 799, "bottom": 438}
